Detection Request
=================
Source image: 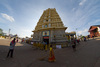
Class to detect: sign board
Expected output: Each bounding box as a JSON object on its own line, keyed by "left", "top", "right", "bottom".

{"left": 43, "top": 36, "right": 49, "bottom": 39}
{"left": 31, "top": 42, "right": 33, "bottom": 44}
{"left": 56, "top": 45, "right": 61, "bottom": 49}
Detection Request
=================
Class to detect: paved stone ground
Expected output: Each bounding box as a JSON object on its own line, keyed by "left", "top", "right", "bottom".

{"left": 0, "top": 37, "right": 100, "bottom": 67}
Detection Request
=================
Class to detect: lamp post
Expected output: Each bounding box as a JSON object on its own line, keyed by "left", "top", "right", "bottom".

{"left": 75, "top": 28, "right": 77, "bottom": 39}
{"left": 9, "top": 29, "right": 11, "bottom": 37}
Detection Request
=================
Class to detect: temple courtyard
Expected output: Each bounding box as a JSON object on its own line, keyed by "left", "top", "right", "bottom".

{"left": 0, "top": 37, "right": 100, "bottom": 67}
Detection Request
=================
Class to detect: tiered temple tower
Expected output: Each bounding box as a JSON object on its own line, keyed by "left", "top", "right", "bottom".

{"left": 32, "top": 8, "right": 67, "bottom": 45}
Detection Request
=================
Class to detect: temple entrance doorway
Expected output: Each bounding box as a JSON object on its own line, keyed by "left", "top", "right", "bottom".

{"left": 43, "top": 36, "right": 49, "bottom": 44}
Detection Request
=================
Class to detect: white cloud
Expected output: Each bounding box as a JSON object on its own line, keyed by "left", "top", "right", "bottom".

{"left": 17, "top": 28, "right": 33, "bottom": 38}
{"left": 95, "top": 19, "right": 100, "bottom": 22}
{"left": 79, "top": 0, "right": 86, "bottom": 6}
{"left": 1, "top": 13, "right": 15, "bottom": 22}
{"left": 77, "top": 29, "right": 89, "bottom": 35}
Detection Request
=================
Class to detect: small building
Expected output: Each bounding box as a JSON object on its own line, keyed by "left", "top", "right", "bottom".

{"left": 32, "top": 8, "right": 67, "bottom": 45}
{"left": 66, "top": 32, "right": 76, "bottom": 41}
{"left": 88, "top": 25, "right": 100, "bottom": 37}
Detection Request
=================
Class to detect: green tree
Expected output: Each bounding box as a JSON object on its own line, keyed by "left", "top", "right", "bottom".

{"left": 0, "top": 28, "right": 3, "bottom": 31}
{"left": 0, "top": 28, "right": 3, "bottom": 36}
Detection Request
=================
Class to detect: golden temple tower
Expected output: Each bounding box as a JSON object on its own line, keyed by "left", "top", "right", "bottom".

{"left": 32, "top": 8, "right": 67, "bottom": 45}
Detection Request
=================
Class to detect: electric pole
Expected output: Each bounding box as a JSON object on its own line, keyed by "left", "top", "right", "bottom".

{"left": 9, "top": 29, "right": 11, "bottom": 36}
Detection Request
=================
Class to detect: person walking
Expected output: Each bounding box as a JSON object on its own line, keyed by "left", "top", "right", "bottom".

{"left": 16, "top": 38, "right": 18, "bottom": 42}
{"left": 48, "top": 45, "right": 56, "bottom": 62}
{"left": 84, "top": 37, "right": 86, "bottom": 41}
{"left": 43, "top": 41, "right": 46, "bottom": 50}
{"left": 72, "top": 39, "right": 76, "bottom": 51}
{"left": 87, "top": 35, "right": 90, "bottom": 40}
{"left": 45, "top": 42, "right": 48, "bottom": 51}
{"left": 77, "top": 39, "right": 80, "bottom": 44}
{"left": 7, "top": 38, "right": 16, "bottom": 58}
{"left": 92, "top": 35, "right": 94, "bottom": 39}
{"left": 21, "top": 38, "right": 24, "bottom": 43}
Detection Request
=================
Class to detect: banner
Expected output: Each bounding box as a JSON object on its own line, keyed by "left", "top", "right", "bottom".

{"left": 56, "top": 45, "right": 61, "bottom": 49}
{"left": 42, "top": 31, "right": 50, "bottom": 36}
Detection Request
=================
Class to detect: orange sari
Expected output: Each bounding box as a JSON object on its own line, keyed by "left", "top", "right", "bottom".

{"left": 48, "top": 47, "right": 56, "bottom": 62}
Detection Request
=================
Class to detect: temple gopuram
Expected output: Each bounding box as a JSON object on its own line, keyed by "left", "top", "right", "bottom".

{"left": 32, "top": 8, "right": 67, "bottom": 45}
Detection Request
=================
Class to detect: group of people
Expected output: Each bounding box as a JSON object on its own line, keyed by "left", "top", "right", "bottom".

{"left": 71, "top": 38, "right": 81, "bottom": 51}
{"left": 71, "top": 38, "right": 76, "bottom": 51}
{"left": 6, "top": 38, "right": 56, "bottom": 62}
{"left": 7, "top": 37, "right": 89, "bottom": 61}
{"left": 71, "top": 35, "right": 91, "bottom": 51}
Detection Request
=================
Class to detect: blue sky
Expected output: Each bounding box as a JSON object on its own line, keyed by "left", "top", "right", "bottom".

{"left": 0, "top": 0, "right": 100, "bottom": 37}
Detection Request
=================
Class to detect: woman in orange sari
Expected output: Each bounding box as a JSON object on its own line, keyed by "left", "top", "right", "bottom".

{"left": 48, "top": 45, "right": 56, "bottom": 62}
